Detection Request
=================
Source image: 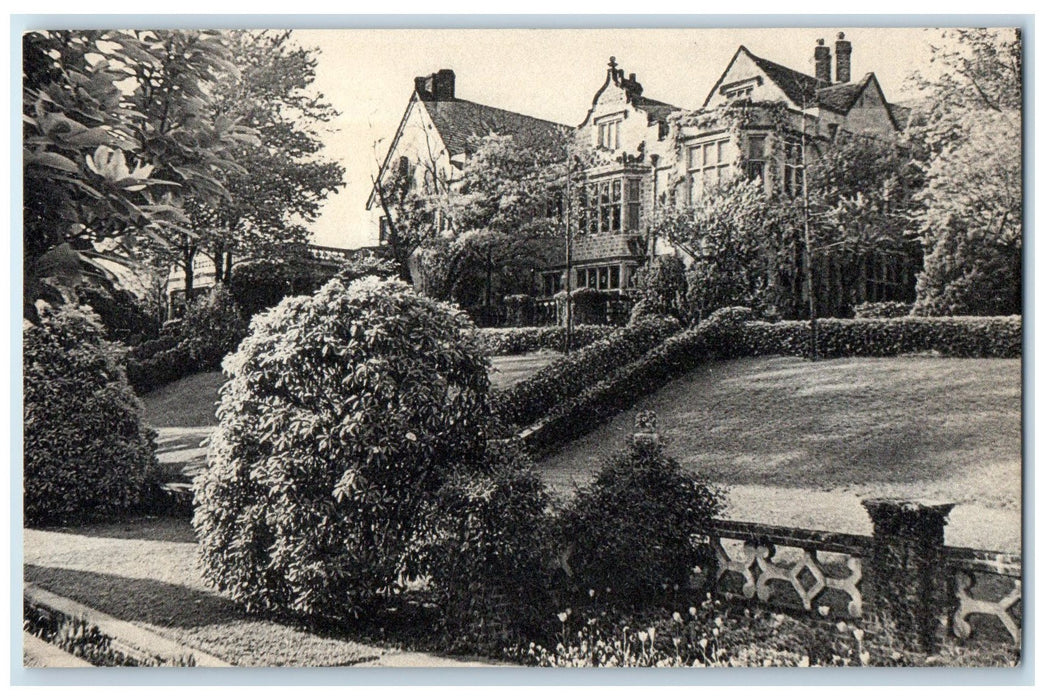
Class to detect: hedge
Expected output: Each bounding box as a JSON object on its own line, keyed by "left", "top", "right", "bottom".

{"left": 477, "top": 325, "right": 616, "bottom": 356}
{"left": 739, "top": 315, "right": 1022, "bottom": 359}
{"left": 492, "top": 316, "right": 681, "bottom": 431}
{"left": 520, "top": 310, "right": 740, "bottom": 456}
{"left": 520, "top": 311, "right": 1021, "bottom": 457}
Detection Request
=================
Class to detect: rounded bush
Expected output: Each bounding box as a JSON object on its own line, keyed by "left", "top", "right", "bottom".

{"left": 193, "top": 277, "right": 492, "bottom": 619}
{"left": 554, "top": 432, "right": 725, "bottom": 607}
{"left": 23, "top": 306, "right": 157, "bottom": 526}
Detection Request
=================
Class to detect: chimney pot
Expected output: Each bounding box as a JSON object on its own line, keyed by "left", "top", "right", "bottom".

{"left": 835, "top": 33, "right": 852, "bottom": 84}
{"left": 814, "top": 39, "right": 832, "bottom": 85}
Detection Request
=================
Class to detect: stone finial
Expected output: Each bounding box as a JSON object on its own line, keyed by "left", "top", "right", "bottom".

{"left": 608, "top": 56, "right": 618, "bottom": 69}
{"left": 632, "top": 410, "right": 660, "bottom": 447}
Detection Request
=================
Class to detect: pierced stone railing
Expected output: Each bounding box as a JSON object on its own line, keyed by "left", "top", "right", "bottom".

{"left": 705, "top": 519, "right": 871, "bottom": 620}
{"left": 696, "top": 515, "right": 1021, "bottom": 650}
{"left": 945, "top": 546, "right": 1022, "bottom": 645}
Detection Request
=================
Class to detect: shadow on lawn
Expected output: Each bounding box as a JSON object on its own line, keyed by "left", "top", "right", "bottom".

{"left": 25, "top": 564, "right": 246, "bottom": 630}
{"left": 40, "top": 515, "right": 198, "bottom": 543}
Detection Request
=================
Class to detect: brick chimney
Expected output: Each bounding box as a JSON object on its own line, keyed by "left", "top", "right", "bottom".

{"left": 835, "top": 32, "right": 852, "bottom": 84}
{"left": 414, "top": 69, "right": 456, "bottom": 101}
{"left": 814, "top": 38, "right": 832, "bottom": 85}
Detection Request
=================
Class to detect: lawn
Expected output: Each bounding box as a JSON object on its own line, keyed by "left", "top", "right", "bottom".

{"left": 23, "top": 519, "right": 492, "bottom": 667}
{"left": 538, "top": 355, "right": 1022, "bottom": 551}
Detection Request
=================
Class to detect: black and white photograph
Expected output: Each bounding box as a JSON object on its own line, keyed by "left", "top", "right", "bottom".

{"left": 17, "top": 20, "right": 1024, "bottom": 673}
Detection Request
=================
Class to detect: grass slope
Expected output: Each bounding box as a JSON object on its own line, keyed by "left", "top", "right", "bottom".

{"left": 538, "top": 355, "right": 1021, "bottom": 548}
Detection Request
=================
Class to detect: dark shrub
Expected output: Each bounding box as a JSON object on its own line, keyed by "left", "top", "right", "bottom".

{"left": 193, "top": 277, "right": 492, "bottom": 619}
{"left": 853, "top": 301, "right": 913, "bottom": 319}
{"left": 554, "top": 428, "right": 725, "bottom": 608}
{"left": 229, "top": 258, "right": 315, "bottom": 318}
{"left": 631, "top": 254, "right": 689, "bottom": 323}
{"left": 407, "top": 442, "right": 553, "bottom": 646}
{"left": 569, "top": 287, "right": 607, "bottom": 325}
{"left": 77, "top": 284, "right": 159, "bottom": 344}
{"left": 503, "top": 294, "right": 535, "bottom": 327}
{"left": 23, "top": 305, "right": 157, "bottom": 526}
{"left": 492, "top": 316, "right": 680, "bottom": 431}
{"left": 179, "top": 285, "right": 248, "bottom": 368}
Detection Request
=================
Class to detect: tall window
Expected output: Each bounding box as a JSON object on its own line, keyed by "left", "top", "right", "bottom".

{"left": 582, "top": 177, "right": 641, "bottom": 234}
{"left": 744, "top": 134, "right": 767, "bottom": 183}
{"left": 597, "top": 119, "right": 622, "bottom": 150}
{"left": 688, "top": 137, "right": 732, "bottom": 202}
{"left": 379, "top": 216, "right": 391, "bottom": 244}
{"left": 576, "top": 265, "right": 623, "bottom": 291}
{"left": 783, "top": 137, "right": 804, "bottom": 197}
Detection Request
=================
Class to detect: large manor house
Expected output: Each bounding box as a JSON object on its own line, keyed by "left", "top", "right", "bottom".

{"left": 364, "top": 34, "right": 916, "bottom": 319}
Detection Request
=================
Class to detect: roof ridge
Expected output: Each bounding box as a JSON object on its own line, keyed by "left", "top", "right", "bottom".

{"left": 426, "top": 96, "right": 571, "bottom": 128}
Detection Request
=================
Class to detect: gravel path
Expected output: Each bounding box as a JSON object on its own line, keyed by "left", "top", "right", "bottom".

{"left": 23, "top": 519, "right": 497, "bottom": 667}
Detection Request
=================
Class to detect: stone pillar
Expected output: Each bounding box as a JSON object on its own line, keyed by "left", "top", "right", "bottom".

{"left": 862, "top": 498, "right": 955, "bottom": 652}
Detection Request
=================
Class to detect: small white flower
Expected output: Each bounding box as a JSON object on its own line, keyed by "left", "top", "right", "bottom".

{"left": 836, "top": 621, "right": 849, "bottom": 633}
{"left": 672, "top": 611, "right": 683, "bottom": 624}
{"left": 859, "top": 650, "right": 871, "bottom": 666}
{"left": 689, "top": 606, "right": 698, "bottom": 617}
{"left": 647, "top": 627, "right": 656, "bottom": 642}
{"left": 818, "top": 605, "right": 831, "bottom": 617}
{"left": 798, "top": 655, "right": 810, "bottom": 667}
{"left": 852, "top": 628, "right": 865, "bottom": 642}
{"left": 638, "top": 631, "right": 649, "bottom": 643}
{"left": 699, "top": 638, "right": 708, "bottom": 649}
{"left": 714, "top": 616, "right": 724, "bottom": 628}
{"left": 557, "top": 611, "right": 569, "bottom": 622}
{"left": 588, "top": 589, "right": 596, "bottom": 598}
{"left": 712, "top": 627, "right": 720, "bottom": 637}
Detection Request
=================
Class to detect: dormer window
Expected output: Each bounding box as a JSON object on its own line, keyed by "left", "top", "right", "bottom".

{"left": 596, "top": 116, "right": 622, "bottom": 150}
{"left": 719, "top": 76, "right": 763, "bottom": 101}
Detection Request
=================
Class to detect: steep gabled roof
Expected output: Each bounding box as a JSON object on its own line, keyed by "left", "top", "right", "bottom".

{"left": 421, "top": 97, "right": 569, "bottom": 157}
{"left": 745, "top": 48, "right": 823, "bottom": 107}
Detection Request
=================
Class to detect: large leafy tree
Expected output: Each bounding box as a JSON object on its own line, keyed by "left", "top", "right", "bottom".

{"left": 416, "top": 131, "right": 574, "bottom": 307}
{"left": 23, "top": 30, "right": 253, "bottom": 320}
{"left": 186, "top": 31, "right": 345, "bottom": 293}
{"left": 908, "top": 28, "right": 1022, "bottom": 316}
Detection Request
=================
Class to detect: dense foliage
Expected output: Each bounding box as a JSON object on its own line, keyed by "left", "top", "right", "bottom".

{"left": 630, "top": 254, "right": 689, "bottom": 323}
{"left": 193, "top": 277, "right": 492, "bottom": 619}
{"left": 23, "top": 306, "right": 157, "bottom": 526}
{"left": 739, "top": 315, "right": 1022, "bottom": 359}
{"left": 477, "top": 324, "right": 614, "bottom": 356}
{"left": 554, "top": 429, "right": 724, "bottom": 607}
{"left": 123, "top": 285, "right": 248, "bottom": 393}
{"left": 407, "top": 444, "right": 553, "bottom": 646}
{"left": 491, "top": 316, "right": 680, "bottom": 431}
{"left": 909, "top": 29, "right": 1022, "bottom": 316}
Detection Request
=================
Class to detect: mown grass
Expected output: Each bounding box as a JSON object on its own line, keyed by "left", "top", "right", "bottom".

{"left": 539, "top": 355, "right": 1022, "bottom": 511}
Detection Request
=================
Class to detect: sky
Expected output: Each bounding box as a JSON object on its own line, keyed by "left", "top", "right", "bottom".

{"left": 291, "top": 27, "right": 939, "bottom": 250}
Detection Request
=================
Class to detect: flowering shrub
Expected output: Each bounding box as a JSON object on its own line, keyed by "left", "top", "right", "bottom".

{"left": 553, "top": 437, "right": 725, "bottom": 608}
{"left": 193, "top": 277, "right": 492, "bottom": 620}
{"left": 477, "top": 325, "right": 614, "bottom": 356}
{"left": 23, "top": 305, "right": 157, "bottom": 526}
{"left": 492, "top": 316, "right": 680, "bottom": 431}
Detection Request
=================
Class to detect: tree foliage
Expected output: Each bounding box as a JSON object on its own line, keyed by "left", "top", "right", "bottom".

{"left": 23, "top": 30, "right": 255, "bottom": 319}
{"left": 909, "top": 28, "right": 1022, "bottom": 315}
{"left": 185, "top": 31, "right": 345, "bottom": 290}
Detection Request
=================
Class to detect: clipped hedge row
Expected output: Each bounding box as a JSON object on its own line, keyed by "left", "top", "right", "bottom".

{"left": 739, "top": 315, "right": 1022, "bottom": 359}
{"left": 520, "top": 311, "right": 1021, "bottom": 458}
{"left": 477, "top": 325, "right": 616, "bottom": 357}
{"left": 492, "top": 316, "right": 681, "bottom": 431}
{"left": 521, "top": 310, "right": 742, "bottom": 457}
{"left": 124, "top": 342, "right": 199, "bottom": 394}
